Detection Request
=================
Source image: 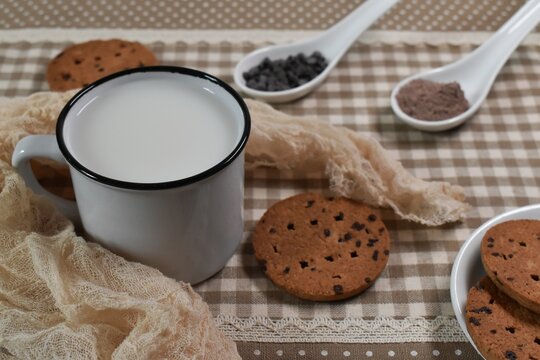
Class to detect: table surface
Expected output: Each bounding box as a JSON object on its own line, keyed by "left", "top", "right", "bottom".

{"left": 2, "top": 1, "right": 539, "bottom": 359}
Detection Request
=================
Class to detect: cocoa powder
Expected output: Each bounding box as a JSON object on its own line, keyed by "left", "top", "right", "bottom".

{"left": 396, "top": 79, "right": 469, "bottom": 121}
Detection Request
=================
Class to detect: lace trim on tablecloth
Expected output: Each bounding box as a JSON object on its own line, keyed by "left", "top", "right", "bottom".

{"left": 215, "top": 315, "right": 467, "bottom": 343}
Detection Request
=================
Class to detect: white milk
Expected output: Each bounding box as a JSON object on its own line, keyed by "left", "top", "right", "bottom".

{"left": 63, "top": 73, "right": 243, "bottom": 183}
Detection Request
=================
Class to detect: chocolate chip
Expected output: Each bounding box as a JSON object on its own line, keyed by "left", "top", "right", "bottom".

{"left": 490, "top": 329, "right": 497, "bottom": 334}
{"left": 471, "top": 306, "right": 492, "bottom": 314}
{"left": 487, "top": 243, "right": 494, "bottom": 248}
{"left": 505, "top": 351, "right": 517, "bottom": 360}
{"left": 507, "top": 277, "right": 514, "bottom": 281}
{"left": 332, "top": 275, "right": 342, "bottom": 279}
{"left": 61, "top": 72, "right": 71, "bottom": 81}
{"left": 535, "top": 337, "right": 540, "bottom": 345}
{"left": 488, "top": 237, "right": 495, "bottom": 243}
{"left": 509, "top": 238, "right": 515, "bottom": 242}
{"left": 505, "top": 326, "right": 515, "bottom": 334}
{"left": 243, "top": 51, "right": 328, "bottom": 92}
{"left": 378, "top": 227, "right": 385, "bottom": 234}
{"left": 98, "top": 68, "right": 105, "bottom": 72}
{"left": 305, "top": 200, "right": 314, "bottom": 208}
{"left": 367, "top": 238, "right": 379, "bottom": 247}
{"left": 383, "top": 249, "right": 390, "bottom": 256}
{"left": 519, "top": 241, "right": 527, "bottom": 247}
{"left": 492, "top": 252, "right": 500, "bottom": 257}
{"left": 343, "top": 232, "right": 352, "bottom": 241}
{"left": 310, "top": 219, "right": 318, "bottom": 225}
{"left": 355, "top": 240, "right": 361, "bottom": 247}
{"left": 310, "top": 267, "right": 316, "bottom": 272}
{"left": 269, "top": 227, "right": 276, "bottom": 234}
{"left": 333, "top": 284, "right": 343, "bottom": 295}
{"left": 469, "top": 317, "right": 481, "bottom": 326}
{"left": 74, "top": 59, "right": 82, "bottom": 65}
{"left": 532, "top": 274, "right": 539, "bottom": 281}
{"left": 283, "top": 267, "right": 290, "bottom": 274}
{"left": 334, "top": 212, "right": 344, "bottom": 221}
{"left": 119, "top": 43, "right": 127, "bottom": 48}
{"left": 508, "top": 254, "right": 513, "bottom": 258}
{"left": 489, "top": 298, "right": 495, "bottom": 304}
{"left": 273, "top": 245, "right": 278, "bottom": 253}
{"left": 324, "top": 229, "right": 331, "bottom": 237}
{"left": 365, "top": 277, "right": 372, "bottom": 283}
{"left": 350, "top": 251, "right": 358, "bottom": 258}
{"left": 372, "top": 250, "right": 379, "bottom": 261}
{"left": 325, "top": 255, "right": 334, "bottom": 262}
{"left": 115, "top": 52, "right": 121, "bottom": 57}
{"left": 299, "top": 260, "right": 309, "bottom": 269}
{"left": 287, "top": 223, "right": 295, "bottom": 230}
{"left": 94, "top": 56, "right": 101, "bottom": 61}
{"left": 351, "top": 221, "right": 365, "bottom": 231}
{"left": 368, "top": 214, "right": 377, "bottom": 222}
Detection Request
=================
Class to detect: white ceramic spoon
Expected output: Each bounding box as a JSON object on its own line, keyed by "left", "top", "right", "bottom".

{"left": 391, "top": 0, "right": 540, "bottom": 132}
{"left": 233, "top": 0, "right": 398, "bottom": 103}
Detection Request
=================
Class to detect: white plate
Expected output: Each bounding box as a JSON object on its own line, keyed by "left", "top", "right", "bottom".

{"left": 450, "top": 203, "right": 540, "bottom": 358}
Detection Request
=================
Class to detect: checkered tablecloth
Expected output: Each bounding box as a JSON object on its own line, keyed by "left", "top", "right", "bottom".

{"left": 2, "top": 37, "right": 540, "bottom": 359}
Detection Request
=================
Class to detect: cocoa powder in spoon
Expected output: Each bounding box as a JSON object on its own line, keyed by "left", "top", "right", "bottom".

{"left": 396, "top": 79, "right": 469, "bottom": 121}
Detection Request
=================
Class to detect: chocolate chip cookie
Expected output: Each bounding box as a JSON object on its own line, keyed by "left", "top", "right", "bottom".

{"left": 481, "top": 220, "right": 540, "bottom": 314}
{"left": 466, "top": 276, "right": 540, "bottom": 360}
{"left": 47, "top": 39, "right": 158, "bottom": 91}
{"left": 252, "top": 193, "right": 390, "bottom": 301}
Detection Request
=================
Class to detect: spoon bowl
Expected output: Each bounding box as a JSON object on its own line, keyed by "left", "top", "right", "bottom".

{"left": 390, "top": 68, "right": 485, "bottom": 132}
{"left": 391, "top": 0, "right": 540, "bottom": 132}
{"left": 234, "top": 0, "right": 398, "bottom": 103}
{"left": 234, "top": 39, "right": 336, "bottom": 103}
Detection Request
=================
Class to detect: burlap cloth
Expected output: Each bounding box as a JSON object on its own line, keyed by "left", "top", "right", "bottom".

{"left": 0, "top": 91, "right": 469, "bottom": 359}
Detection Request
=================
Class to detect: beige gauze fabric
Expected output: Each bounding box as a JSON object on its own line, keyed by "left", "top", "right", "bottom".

{"left": 245, "top": 99, "right": 469, "bottom": 226}
{"left": 0, "top": 91, "right": 240, "bottom": 359}
{"left": 0, "top": 91, "right": 470, "bottom": 359}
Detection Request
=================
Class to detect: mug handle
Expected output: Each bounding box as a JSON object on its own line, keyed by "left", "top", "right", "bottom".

{"left": 12, "top": 135, "right": 80, "bottom": 222}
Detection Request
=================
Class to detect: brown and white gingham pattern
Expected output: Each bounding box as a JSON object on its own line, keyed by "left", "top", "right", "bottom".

{"left": 1, "top": 40, "right": 540, "bottom": 343}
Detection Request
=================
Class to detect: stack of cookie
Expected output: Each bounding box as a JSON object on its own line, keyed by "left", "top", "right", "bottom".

{"left": 466, "top": 220, "right": 540, "bottom": 360}
{"left": 252, "top": 193, "right": 390, "bottom": 301}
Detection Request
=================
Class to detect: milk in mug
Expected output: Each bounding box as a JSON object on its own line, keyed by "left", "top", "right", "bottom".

{"left": 63, "top": 73, "right": 243, "bottom": 183}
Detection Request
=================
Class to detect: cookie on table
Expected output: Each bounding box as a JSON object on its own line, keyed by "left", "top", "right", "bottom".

{"left": 466, "top": 276, "right": 540, "bottom": 360}
{"left": 47, "top": 39, "right": 158, "bottom": 91}
{"left": 481, "top": 220, "right": 540, "bottom": 314}
{"left": 252, "top": 192, "right": 390, "bottom": 301}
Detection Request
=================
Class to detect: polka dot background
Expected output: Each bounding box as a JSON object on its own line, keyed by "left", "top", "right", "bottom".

{"left": 0, "top": 0, "right": 526, "bottom": 31}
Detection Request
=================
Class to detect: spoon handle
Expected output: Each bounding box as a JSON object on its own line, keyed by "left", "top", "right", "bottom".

{"left": 472, "top": 0, "right": 540, "bottom": 76}
{"left": 319, "top": 0, "right": 399, "bottom": 60}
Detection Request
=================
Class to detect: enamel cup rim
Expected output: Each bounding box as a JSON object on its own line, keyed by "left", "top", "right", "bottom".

{"left": 56, "top": 65, "right": 251, "bottom": 191}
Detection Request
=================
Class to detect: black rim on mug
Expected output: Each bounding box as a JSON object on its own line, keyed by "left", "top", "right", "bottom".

{"left": 56, "top": 66, "right": 251, "bottom": 191}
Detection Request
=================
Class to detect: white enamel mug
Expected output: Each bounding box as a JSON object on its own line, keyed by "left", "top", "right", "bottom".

{"left": 12, "top": 66, "right": 251, "bottom": 284}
